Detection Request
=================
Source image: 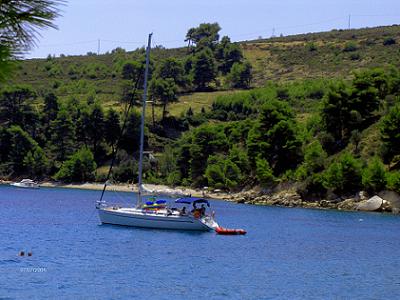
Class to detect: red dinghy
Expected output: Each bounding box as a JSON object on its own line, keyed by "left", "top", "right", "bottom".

{"left": 215, "top": 226, "right": 246, "bottom": 235}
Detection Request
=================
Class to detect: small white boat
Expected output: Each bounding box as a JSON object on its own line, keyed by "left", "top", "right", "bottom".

{"left": 10, "top": 179, "right": 40, "bottom": 189}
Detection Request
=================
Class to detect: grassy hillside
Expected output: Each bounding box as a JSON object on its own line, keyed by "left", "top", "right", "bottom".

{"left": 244, "top": 25, "right": 400, "bottom": 85}
{"left": 5, "top": 25, "right": 400, "bottom": 119}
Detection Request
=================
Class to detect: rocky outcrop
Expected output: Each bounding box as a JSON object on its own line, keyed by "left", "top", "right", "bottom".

{"left": 229, "top": 188, "right": 399, "bottom": 214}
{"left": 356, "top": 195, "right": 383, "bottom": 211}
{"left": 379, "top": 190, "right": 400, "bottom": 213}
{"left": 337, "top": 198, "right": 357, "bottom": 210}
{"left": 243, "top": 192, "right": 303, "bottom": 207}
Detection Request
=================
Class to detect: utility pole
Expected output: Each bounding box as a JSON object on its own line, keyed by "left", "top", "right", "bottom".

{"left": 97, "top": 39, "right": 101, "bottom": 55}
{"left": 348, "top": 14, "right": 351, "bottom": 29}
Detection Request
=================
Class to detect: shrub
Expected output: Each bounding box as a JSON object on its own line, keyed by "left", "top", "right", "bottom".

{"left": 23, "top": 147, "right": 49, "bottom": 177}
{"left": 306, "top": 42, "right": 317, "bottom": 52}
{"left": 323, "top": 152, "right": 362, "bottom": 194}
{"left": 113, "top": 158, "right": 137, "bottom": 183}
{"left": 255, "top": 157, "right": 274, "bottom": 186}
{"left": 386, "top": 171, "right": 400, "bottom": 193}
{"left": 6, "top": 125, "right": 39, "bottom": 174}
{"left": 381, "top": 104, "right": 400, "bottom": 162}
{"left": 227, "top": 61, "right": 252, "bottom": 89}
{"left": 343, "top": 41, "right": 358, "bottom": 52}
{"left": 350, "top": 53, "right": 361, "bottom": 61}
{"left": 383, "top": 37, "right": 396, "bottom": 46}
{"left": 362, "top": 157, "right": 387, "bottom": 193}
{"left": 204, "top": 155, "right": 225, "bottom": 188}
{"left": 297, "top": 173, "right": 327, "bottom": 199}
{"left": 55, "top": 147, "right": 96, "bottom": 182}
{"left": 224, "top": 158, "right": 242, "bottom": 189}
{"left": 166, "top": 171, "right": 181, "bottom": 186}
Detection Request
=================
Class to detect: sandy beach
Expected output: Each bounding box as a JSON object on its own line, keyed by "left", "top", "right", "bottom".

{"left": 1, "top": 180, "right": 230, "bottom": 200}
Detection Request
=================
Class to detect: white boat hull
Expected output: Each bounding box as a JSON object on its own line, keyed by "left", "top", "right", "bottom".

{"left": 98, "top": 207, "right": 217, "bottom": 231}
{"left": 10, "top": 182, "right": 40, "bottom": 189}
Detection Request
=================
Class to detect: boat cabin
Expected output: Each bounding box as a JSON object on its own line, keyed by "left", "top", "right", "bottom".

{"left": 175, "top": 197, "right": 211, "bottom": 217}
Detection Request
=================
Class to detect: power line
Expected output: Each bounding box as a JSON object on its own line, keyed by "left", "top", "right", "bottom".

{"left": 229, "top": 16, "right": 347, "bottom": 40}
{"left": 101, "top": 39, "right": 145, "bottom": 45}
{"left": 34, "top": 15, "right": 400, "bottom": 55}
{"left": 352, "top": 14, "right": 400, "bottom": 17}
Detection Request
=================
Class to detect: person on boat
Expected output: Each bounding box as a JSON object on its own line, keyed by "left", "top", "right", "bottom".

{"left": 191, "top": 203, "right": 197, "bottom": 213}
{"left": 180, "top": 206, "right": 187, "bottom": 216}
{"left": 200, "top": 204, "right": 206, "bottom": 216}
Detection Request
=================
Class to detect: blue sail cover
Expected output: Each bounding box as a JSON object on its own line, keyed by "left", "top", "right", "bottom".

{"left": 175, "top": 197, "right": 210, "bottom": 206}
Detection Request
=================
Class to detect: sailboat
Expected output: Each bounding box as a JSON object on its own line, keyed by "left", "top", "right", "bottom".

{"left": 96, "top": 34, "right": 219, "bottom": 231}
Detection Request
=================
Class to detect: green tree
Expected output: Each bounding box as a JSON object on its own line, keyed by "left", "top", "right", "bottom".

{"left": 113, "top": 152, "right": 137, "bottom": 183}
{"left": 175, "top": 134, "right": 193, "bottom": 182}
{"left": 0, "top": 127, "right": 12, "bottom": 167}
{"left": 321, "top": 82, "right": 352, "bottom": 149}
{"left": 104, "top": 108, "right": 121, "bottom": 153}
{"left": 189, "top": 124, "right": 228, "bottom": 185}
{"left": 121, "top": 60, "right": 143, "bottom": 81}
{"left": 55, "top": 147, "right": 96, "bottom": 182}
{"left": 215, "top": 36, "right": 231, "bottom": 60}
{"left": 75, "top": 108, "right": 91, "bottom": 147}
{"left": 227, "top": 61, "right": 252, "bottom": 89}
{"left": 381, "top": 104, "right": 400, "bottom": 163}
{"left": 296, "top": 141, "right": 327, "bottom": 180}
{"left": 149, "top": 78, "right": 177, "bottom": 120}
{"left": 120, "top": 80, "right": 141, "bottom": 104}
{"left": 352, "top": 68, "right": 389, "bottom": 101}
{"left": 120, "top": 110, "right": 142, "bottom": 154}
{"left": 247, "top": 99, "right": 302, "bottom": 175}
{"left": 386, "top": 171, "right": 400, "bottom": 193}
{"left": 322, "top": 71, "right": 387, "bottom": 152}
{"left": 362, "top": 157, "right": 387, "bottom": 193}
{"left": 87, "top": 103, "right": 105, "bottom": 161}
{"left": 50, "top": 109, "right": 76, "bottom": 162}
{"left": 205, "top": 155, "right": 225, "bottom": 188}
{"left": 255, "top": 157, "right": 274, "bottom": 186}
{"left": 185, "top": 23, "right": 221, "bottom": 50}
{"left": 223, "top": 158, "right": 242, "bottom": 189}
{"left": 42, "top": 92, "right": 59, "bottom": 139}
{"left": 0, "top": 0, "right": 63, "bottom": 81}
{"left": 216, "top": 37, "right": 243, "bottom": 74}
{"left": 158, "top": 144, "right": 179, "bottom": 182}
{"left": 7, "top": 125, "right": 39, "bottom": 174}
{"left": 155, "top": 58, "right": 186, "bottom": 87}
{"left": 191, "top": 48, "right": 217, "bottom": 90}
{"left": 228, "top": 145, "right": 250, "bottom": 174}
{"left": 0, "top": 85, "right": 37, "bottom": 128}
{"left": 323, "top": 152, "right": 362, "bottom": 194}
{"left": 23, "top": 147, "right": 48, "bottom": 177}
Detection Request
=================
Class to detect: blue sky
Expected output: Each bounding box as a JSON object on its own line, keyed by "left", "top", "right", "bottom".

{"left": 28, "top": 0, "right": 400, "bottom": 58}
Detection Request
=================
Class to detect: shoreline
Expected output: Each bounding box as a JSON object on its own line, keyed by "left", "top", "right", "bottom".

{"left": 2, "top": 180, "right": 399, "bottom": 214}
{"left": 1, "top": 180, "right": 227, "bottom": 199}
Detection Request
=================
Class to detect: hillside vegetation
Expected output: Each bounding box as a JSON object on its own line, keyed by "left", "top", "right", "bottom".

{"left": 8, "top": 25, "right": 400, "bottom": 100}
{"left": 1, "top": 23, "right": 400, "bottom": 200}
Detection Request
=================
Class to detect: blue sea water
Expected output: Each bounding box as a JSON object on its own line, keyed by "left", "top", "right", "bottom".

{"left": 0, "top": 185, "right": 400, "bottom": 299}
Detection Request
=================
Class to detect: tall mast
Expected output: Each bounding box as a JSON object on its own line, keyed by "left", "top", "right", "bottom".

{"left": 137, "top": 33, "right": 152, "bottom": 207}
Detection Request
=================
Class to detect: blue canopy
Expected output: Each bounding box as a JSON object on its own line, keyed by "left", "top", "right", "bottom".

{"left": 145, "top": 199, "right": 167, "bottom": 206}
{"left": 175, "top": 197, "right": 210, "bottom": 207}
